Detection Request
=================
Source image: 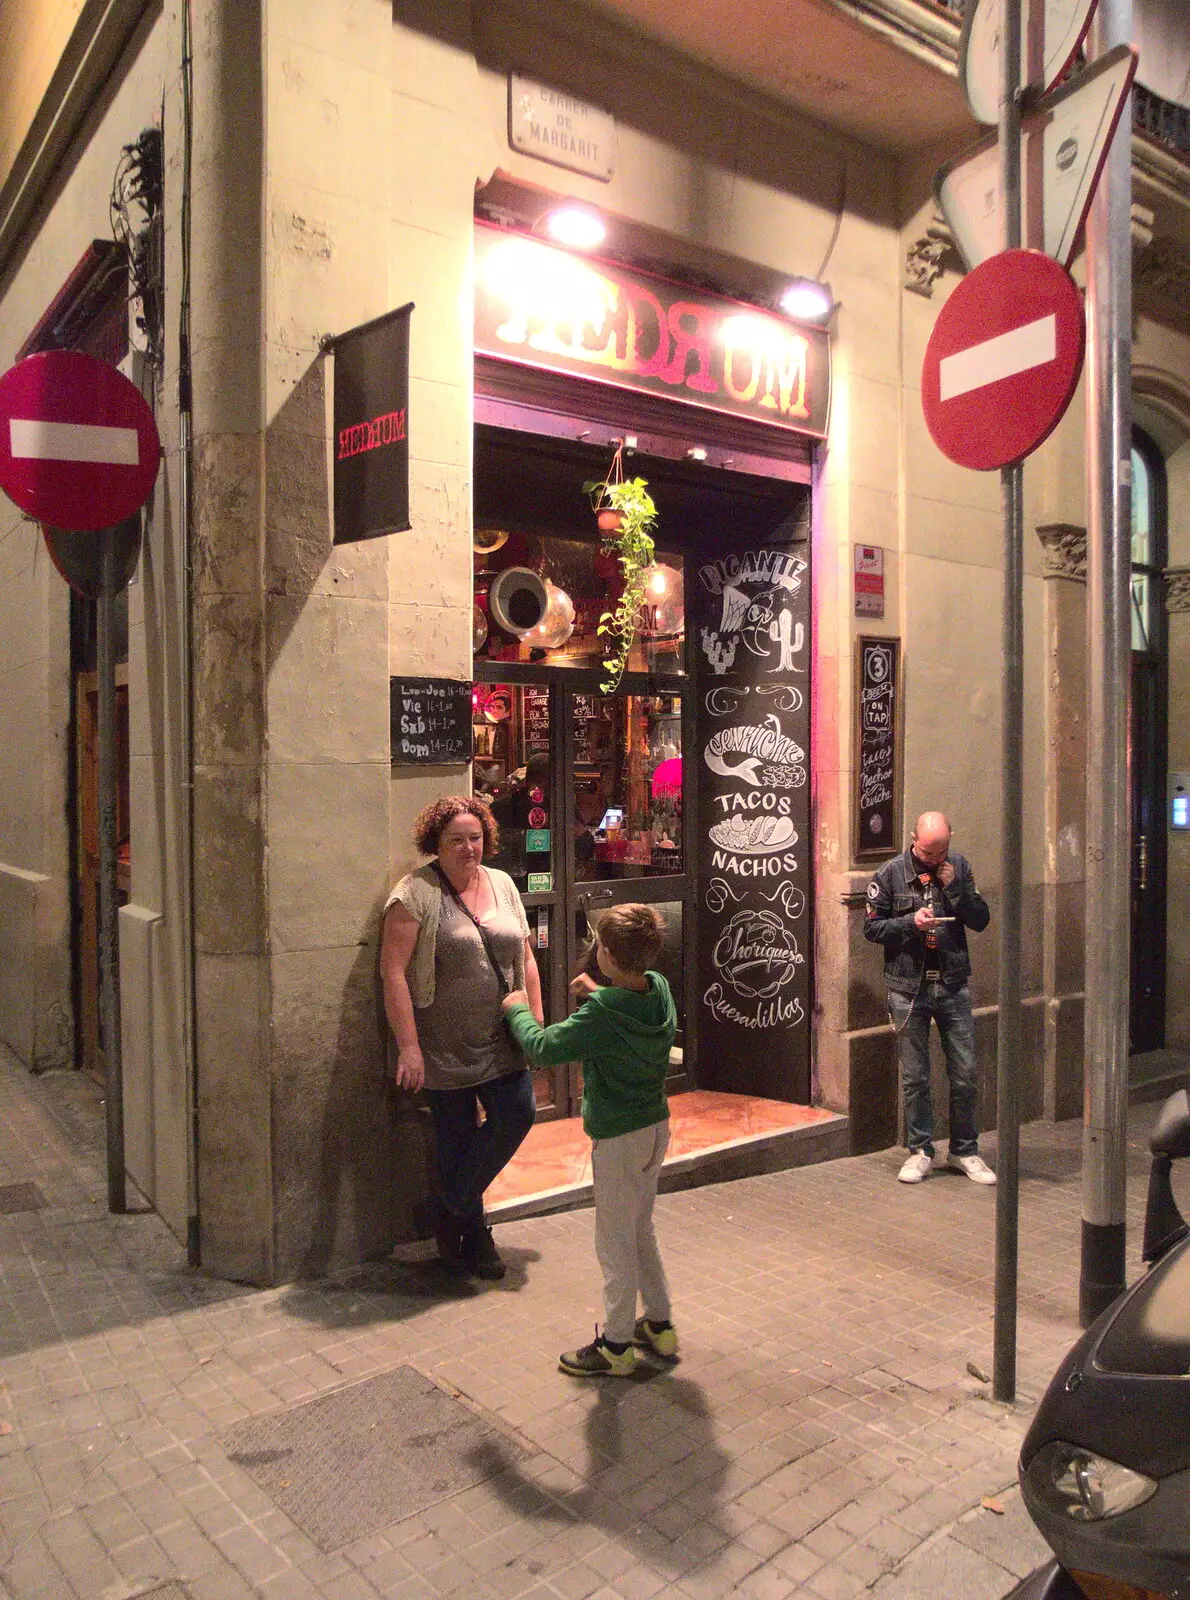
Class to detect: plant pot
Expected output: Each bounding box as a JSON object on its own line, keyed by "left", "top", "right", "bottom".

{"left": 596, "top": 507, "right": 624, "bottom": 534}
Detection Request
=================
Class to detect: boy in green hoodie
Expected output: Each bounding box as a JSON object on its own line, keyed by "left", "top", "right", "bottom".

{"left": 502, "top": 903, "right": 678, "bottom": 1377}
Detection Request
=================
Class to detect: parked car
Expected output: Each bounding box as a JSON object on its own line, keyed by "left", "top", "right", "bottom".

{"left": 1008, "top": 1089, "right": 1190, "bottom": 1600}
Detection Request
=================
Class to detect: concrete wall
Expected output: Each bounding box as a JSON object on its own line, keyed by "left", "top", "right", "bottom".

{"left": 1135, "top": 0, "right": 1190, "bottom": 104}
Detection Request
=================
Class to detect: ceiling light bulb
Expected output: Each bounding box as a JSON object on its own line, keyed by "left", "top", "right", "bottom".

{"left": 781, "top": 281, "right": 833, "bottom": 321}
{"left": 546, "top": 208, "right": 606, "bottom": 250}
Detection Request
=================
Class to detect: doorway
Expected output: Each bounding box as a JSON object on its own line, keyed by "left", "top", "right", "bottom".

{"left": 70, "top": 583, "right": 132, "bottom": 1080}
{"left": 473, "top": 422, "right": 812, "bottom": 1116}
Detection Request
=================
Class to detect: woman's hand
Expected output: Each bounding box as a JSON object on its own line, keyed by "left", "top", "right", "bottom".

{"left": 502, "top": 989, "right": 529, "bottom": 1013}
{"left": 569, "top": 972, "right": 598, "bottom": 1000}
{"left": 395, "top": 1042, "right": 426, "bottom": 1091}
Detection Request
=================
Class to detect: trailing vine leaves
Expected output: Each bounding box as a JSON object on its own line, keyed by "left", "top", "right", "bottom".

{"left": 582, "top": 458, "right": 659, "bottom": 693}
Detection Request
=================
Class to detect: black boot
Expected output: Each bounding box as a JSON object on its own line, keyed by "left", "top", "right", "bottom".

{"left": 432, "top": 1199, "right": 464, "bottom": 1271}
{"left": 460, "top": 1217, "right": 506, "bottom": 1281}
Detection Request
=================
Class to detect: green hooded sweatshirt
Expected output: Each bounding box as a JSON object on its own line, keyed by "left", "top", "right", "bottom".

{"left": 505, "top": 973, "right": 676, "bottom": 1141}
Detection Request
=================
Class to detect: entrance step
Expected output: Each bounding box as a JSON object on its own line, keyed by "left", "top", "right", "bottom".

{"left": 486, "top": 1090, "right": 848, "bottom": 1223}
{"left": 1130, "top": 1048, "right": 1190, "bottom": 1105}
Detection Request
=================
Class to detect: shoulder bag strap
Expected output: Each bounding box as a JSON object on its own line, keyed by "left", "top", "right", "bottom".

{"left": 432, "top": 862, "right": 510, "bottom": 996}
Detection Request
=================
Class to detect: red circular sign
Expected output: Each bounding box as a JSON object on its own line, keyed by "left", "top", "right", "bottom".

{"left": 922, "top": 250, "right": 1085, "bottom": 472}
{"left": 0, "top": 350, "right": 161, "bottom": 531}
{"left": 528, "top": 807, "right": 547, "bottom": 829}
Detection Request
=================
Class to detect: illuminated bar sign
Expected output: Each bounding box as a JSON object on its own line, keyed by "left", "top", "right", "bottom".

{"left": 474, "top": 223, "right": 830, "bottom": 437}
{"left": 331, "top": 301, "right": 413, "bottom": 545}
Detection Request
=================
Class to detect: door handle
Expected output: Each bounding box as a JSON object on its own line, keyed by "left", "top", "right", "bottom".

{"left": 1137, "top": 833, "right": 1148, "bottom": 893}
{"left": 582, "top": 889, "right": 615, "bottom": 906}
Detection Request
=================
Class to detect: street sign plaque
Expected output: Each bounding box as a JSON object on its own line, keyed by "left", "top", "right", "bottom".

{"left": 938, "top": 44, "right": 1137, "bottom": 272}
{"left": 960, "top": 0, "right": 1098, "bottom": 126}
{"left": 921, "top": 249, "right": 1085, "bottom": 471}
{"left": 0, "top": 350, "right": 161, "bottom": 533}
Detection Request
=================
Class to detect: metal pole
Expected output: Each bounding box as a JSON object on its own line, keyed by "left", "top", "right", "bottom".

{"left": 97, "top": 527, "right": 127, "bottom": 1214}
{"left": 993, "top": 0, "right": 1023, "bottom": 1405}
{"left": 1081, "top": 0, "right": 1133, "bottom": 1328}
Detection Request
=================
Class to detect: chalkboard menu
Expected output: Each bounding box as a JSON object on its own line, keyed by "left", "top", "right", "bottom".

{"left": 573, "top": 694, "right": 595, "bottom": 764}
{"left": 854, "top": 636, "right": 900, "bottom": 860}
{"left": 692, "top": 540, "right": 812, "bottom": 1103}
{"left": 390, "top": 677, "right": 472, "bottom": 765}
{"left": 523, "top": 685, "right": 550, "bottom": 757}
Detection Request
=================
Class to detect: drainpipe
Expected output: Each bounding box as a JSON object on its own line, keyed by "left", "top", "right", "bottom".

{"left": 179, "top": 0, "right": 200, "bottom": 1268}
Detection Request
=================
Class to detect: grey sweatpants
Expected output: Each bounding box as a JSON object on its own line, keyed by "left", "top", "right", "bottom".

{"left": 592, "top": 1119, "right": 672, "bottom": 1345}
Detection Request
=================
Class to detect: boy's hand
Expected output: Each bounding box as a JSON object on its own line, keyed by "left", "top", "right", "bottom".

{"left": 502, "top": 989, "right": 529, "bottom": 1013}
{"left": 569, "top": 972, "right": 598, "bottom": 1000}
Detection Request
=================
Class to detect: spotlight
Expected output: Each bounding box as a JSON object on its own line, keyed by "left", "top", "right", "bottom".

{"left": 545, "top": 207, "right": 607, "bottom": 251}
{"left": 780, "top": 279, "right": 834, "bottom": 322}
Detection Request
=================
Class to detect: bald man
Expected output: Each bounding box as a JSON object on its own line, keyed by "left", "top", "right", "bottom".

{"left": 864, "top": 813, "right": 995, "bottom": 1185}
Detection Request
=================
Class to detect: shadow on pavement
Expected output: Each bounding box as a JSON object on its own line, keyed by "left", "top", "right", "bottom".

{"left": 465, "top": 1369, "right": 732, "bottom": 1575}
{"left": 277, "top": 1244, "right": 543, "bottom": 1328}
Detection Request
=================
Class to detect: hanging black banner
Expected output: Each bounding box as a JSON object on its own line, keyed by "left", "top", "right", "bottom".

{"left": 331, "top": 302, "right": 413, "bottom": 545}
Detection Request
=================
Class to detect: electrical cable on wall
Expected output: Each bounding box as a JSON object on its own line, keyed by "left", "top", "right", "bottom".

{"left": 813, "top": 160, "right": 848, "bottom": 284}
{"left": 110, "top": 125, "right": 164, "bottom": 386}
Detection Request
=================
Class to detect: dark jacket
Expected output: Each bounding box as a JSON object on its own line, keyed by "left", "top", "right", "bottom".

{"left": 863, "top": 847, "right": 990, "bottom": 996}
{"left": 506, "top": 973, "right": 676, "bottom": 1141}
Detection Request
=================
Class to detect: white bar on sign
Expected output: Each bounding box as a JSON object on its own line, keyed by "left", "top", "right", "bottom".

{"left": 9, "top": 418, "right": 139, "bottom": 466}
{"left": 939, "top": 314, "right": 1057, "bottom": 402}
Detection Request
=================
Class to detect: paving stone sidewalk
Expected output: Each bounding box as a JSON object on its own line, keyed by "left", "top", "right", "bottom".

{"left": 0, "top": 1046, "right": 1163, "bottom": 1600}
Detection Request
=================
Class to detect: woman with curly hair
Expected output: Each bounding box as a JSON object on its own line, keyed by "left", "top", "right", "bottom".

{"left": 380, "top": 794, "right": 542, "bottom": 1279}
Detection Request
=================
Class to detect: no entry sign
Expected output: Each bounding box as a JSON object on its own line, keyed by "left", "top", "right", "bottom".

{"left": 0, "top": 350, "right": 161, "bottom": 532}
{"left": 922, "top": 250, "right": 1085, "bottom": 471}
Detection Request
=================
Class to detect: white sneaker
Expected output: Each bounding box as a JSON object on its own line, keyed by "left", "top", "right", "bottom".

{"left": 898, "top": 1151, "right": 932, "bottom": 1183}
{"left": 947, "top": 1152, "right": 996, "bottom": 1185}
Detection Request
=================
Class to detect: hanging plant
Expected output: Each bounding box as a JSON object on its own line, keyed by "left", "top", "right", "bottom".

{"left": 583, "top": 445, "right": 659, "bottom": 693}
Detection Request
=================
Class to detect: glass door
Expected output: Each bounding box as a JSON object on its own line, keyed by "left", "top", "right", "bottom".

{"left": 472, "top": 674, "right": 570, "bottom": 1119}
{"left": 565, "top": 688, "right": 693, "bottom": 1113}
{"left": 472, "top": 666, "right": 695, "bottom": 1119}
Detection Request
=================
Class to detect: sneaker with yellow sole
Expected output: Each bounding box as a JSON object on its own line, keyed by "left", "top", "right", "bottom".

{"left": 633, "top": 1317, "right": 679, "bottom": 1359}
{"left": 558, "top": 1329, "right": 636, "bottom": 1377}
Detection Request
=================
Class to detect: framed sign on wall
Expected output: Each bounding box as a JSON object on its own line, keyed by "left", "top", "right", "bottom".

{"left": 854, "top": 635, "right": 901, "bottom": 862}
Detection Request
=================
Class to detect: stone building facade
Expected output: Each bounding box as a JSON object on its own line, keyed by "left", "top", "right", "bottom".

{"left": 0, "top": 0, "right": 1189, "bottom": 1283}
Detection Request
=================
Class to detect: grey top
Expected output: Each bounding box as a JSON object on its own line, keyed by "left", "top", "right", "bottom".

{"left": 417, "top": 889, "right": 526, "bottom": 1091}
{"left": 384, "top": 863, "right": 528, "bottom": 1006}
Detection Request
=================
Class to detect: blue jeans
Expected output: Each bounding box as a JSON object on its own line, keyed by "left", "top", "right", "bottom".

{"left": 888, "top": 983, "right": 979, "bottom": 1158}
{"left": 424, "top": 1069, "right": 536, "bottom": 1229}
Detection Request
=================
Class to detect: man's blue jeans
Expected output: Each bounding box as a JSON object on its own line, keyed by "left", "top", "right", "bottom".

{"left": 424, "top": 1069, "right": 536, "bottom": 1228}
{"left": 888, "top": 982, "right": 979, "bottom": 1158}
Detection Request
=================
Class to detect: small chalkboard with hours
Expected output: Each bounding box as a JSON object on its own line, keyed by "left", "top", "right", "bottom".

{"left": 390, "top": 677, "right": 472, "bottom": 765}
{"left": 854, "top": 636, "right": 900, "bottom": 861}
